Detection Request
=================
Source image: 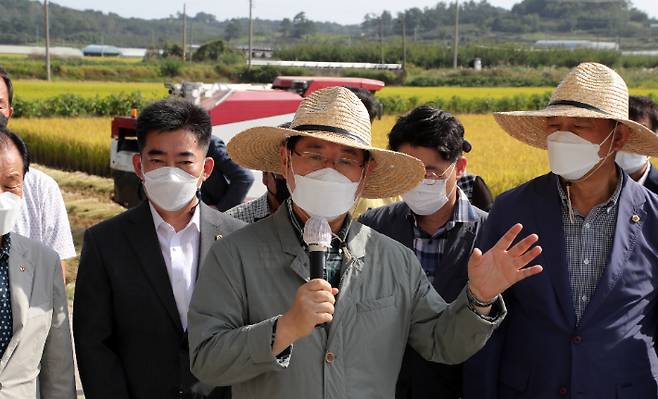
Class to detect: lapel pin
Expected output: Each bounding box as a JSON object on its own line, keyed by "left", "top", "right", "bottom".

{"left": 19, "top": 265, "right": 26, "bottom": 272}
{"left": 214, "top": 234, "right": 223, "bottom": 241}
{"left": 631, "top": 214, "right": 641, "bottom": 223}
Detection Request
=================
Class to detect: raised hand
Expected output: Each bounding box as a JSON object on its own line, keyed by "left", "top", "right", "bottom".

{"left": 468, "top": 223, "right": 543, "bottom": 303}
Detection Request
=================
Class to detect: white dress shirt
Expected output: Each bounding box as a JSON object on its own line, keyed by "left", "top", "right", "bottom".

{"left": 149, "top": 203, "right": 200, "bottom": 331}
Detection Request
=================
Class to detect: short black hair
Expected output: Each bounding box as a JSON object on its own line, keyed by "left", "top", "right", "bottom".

{"left": 346, "top": 87, "right": 380, "bottom": 122}
{"left": 0, "top": 126, "right": 29, "bottom": 175}
{"left": 0, "top": 113, "right": 7, "bottom": 129}
{"left": 388, "top": 106, "right": 468, "bottom": 163}
{"left": 629, "top": 96, "right": 658, "bottom": 132}
{"left": 136, "top": 98, "right": 212, "bottom": 152}
{"left": 0, "top": 65, "right": 13, "bottom": 106}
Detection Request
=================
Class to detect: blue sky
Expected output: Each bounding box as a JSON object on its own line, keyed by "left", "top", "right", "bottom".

{"left": 53, "top": 0, "right": 658, "bottom": 24}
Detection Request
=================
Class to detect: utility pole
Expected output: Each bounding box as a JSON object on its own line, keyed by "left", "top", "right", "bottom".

{"left": 44, "top": 0, "right": 51, "bottom": 81}
{"left": 402, "top": 13, "right": 407, "bottom": 71}
{"left": 182, "top": 3, "right": 187, "bottom": 61}
{"left": 452, "top": 0, "right": 460, "bottom": 69}
{"left": 248, "top": 0, "right": 254, "bottom": 69}
{"left": 379, "top": 17, "right": 384, "bottom": 64}
{"left": 188, "top": 20, "right": 192, "bottom": 62}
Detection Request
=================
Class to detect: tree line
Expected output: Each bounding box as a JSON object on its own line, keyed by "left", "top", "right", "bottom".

{"left": 1, "top": 0, "right": 655, "bottom": 49}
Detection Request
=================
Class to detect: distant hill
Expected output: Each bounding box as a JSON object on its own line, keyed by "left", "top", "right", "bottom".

{"left": 364, "top": 0, "right": 656, "bottom": 48}
{"left": 0, "top": 0, "right": 655, "bottom": 49}
{"left": 0, "top": 0, "right": 357, "bottom": 48}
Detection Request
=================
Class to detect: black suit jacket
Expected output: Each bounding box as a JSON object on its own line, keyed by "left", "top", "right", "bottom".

{"left": 643, "top": 164, "right": 658, "bottom": 195}
{"left": 359, "top": 201, "right": 487, "bottom": 399}
{"left": 73, "top": 201, "right": 245, "bottom": 399}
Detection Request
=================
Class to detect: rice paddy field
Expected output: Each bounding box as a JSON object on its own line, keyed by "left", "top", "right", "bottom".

{"left": 9, "top": 82, "right": 657, "bottom": 198}
{"left": 13, "top": 80, "right": 167, "bottom": 100}
{"left": 372, "top": 114, "right": 548, "bottom": 196}
{"left": 14, "top": 82, "right": 657, "bottom": 102}
{"left": 378, "top": 86, "right": 658, "bottom": 102}
{"left": 10, "top": 117, "right": 111, "bottom": 176}
{"left": 11, "top": 114, "right": 547, "bottom": 197}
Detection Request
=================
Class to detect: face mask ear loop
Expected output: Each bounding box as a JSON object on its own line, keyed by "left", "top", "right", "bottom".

{"left": 444, "top": 162, "right": 458, "bottom": 200}
{"left": 285, "top": 150, "right": 296, "bottom": 202}
{"left": 339, "top": 160, "right": 370, "bottom": 247}
{"left": 441, "top": 162, "right": 457, "bottom": 179}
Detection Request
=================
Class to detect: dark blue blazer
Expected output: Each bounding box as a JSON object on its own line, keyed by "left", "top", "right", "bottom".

{"left": 360, "top": 201, "right": 487, "bottom": 399}
{"left": 201, "top": 136, "right": 254, "bottom": 211}
{"left": 464, "top": 172, "right": 658, "bottom": 399}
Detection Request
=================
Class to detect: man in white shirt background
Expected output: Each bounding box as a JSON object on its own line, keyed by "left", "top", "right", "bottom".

{"left": 0, "top": 66, "right": 76, "bottom": 278}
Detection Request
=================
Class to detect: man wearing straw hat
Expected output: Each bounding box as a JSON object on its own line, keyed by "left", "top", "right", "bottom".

{"left": 188, "top": 86, "right": 544, "bottom": 399}
{"left": 464, "top": 62, "right": 658, "bottom": 399}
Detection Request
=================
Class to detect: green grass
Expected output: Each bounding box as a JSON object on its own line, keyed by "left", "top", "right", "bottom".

{"left": 379, "top": 86, "right": 658, "bottom": 102}
{"left": 80, "top": 56, "right": 144, "bottom": 64}
{"left": 13, "top": 79, "right": 167, "bottom": 100}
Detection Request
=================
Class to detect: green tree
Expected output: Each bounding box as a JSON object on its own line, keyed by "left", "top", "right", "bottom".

{"left": 162, "top": 43, "right": 184, "bottom": 58}
{"left": 291, "top": 12, "right": 315, "bottom": 39}
{"left": 192, "top": 39, "right": 226, "bottom": 62}
{"left": 279, "top": 18, "right": 292, "bottom": 37}
{"left": 224, "top": 19, "right": 242, "bottom": 41}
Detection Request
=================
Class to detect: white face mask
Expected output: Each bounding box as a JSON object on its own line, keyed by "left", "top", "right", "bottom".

{"left": 546, "top": 128, "right": 615, "bottom": 181}
{"left": 290, "top": 167, "right": 360, "bottom": 221}
{"left": 143, "top": 166, "right": 201, "bottom": 212}
{"left": 615, "top": 151, "right": 649, "bottom": 174}
{"left": 0, "top": 192, "right": 22, "bottom": 236}
{"left": 401, "top": 163, "right": 456, "bottom": 216}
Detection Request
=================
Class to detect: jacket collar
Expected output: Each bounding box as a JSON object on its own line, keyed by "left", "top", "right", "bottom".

{"left": 271, "top": 204, "right": 369, "bottom": 282}
{"left": 0, "top": 234, "right": 34, "bottom": 370}
{"left": 198, "top": 201, "right": 229, "bottom": 268}
{"left": 126, "top": 201, "right": 183, "bottom": 333}
{"left": 580, "top": 172, "right": 647, "bottom": 325}
{"left": 126, "top": 200, "right": 225, "bottom": 334}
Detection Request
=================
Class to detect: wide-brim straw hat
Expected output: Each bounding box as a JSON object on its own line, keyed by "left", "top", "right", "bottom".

{"left": 227, "top": 86, "right": 425, "bottom": 198}
{"left": 493, "top": 62, "right": 658, "bottom": 156}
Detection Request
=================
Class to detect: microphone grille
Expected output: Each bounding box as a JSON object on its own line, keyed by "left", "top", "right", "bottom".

{"left": 303, "top": 216, "right": 332, "bottom": 248}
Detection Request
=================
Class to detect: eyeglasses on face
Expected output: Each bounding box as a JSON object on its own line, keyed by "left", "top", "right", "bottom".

{"left": 423, "top": 163, "right": 455, "bottom": 185}
{"left": 291, "top": 149, "right": 366, "bottom": 175}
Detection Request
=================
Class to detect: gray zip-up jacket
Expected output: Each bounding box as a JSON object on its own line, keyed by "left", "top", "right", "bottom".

{"left": 188, "top": 205, "right": 506, "bottom": 399}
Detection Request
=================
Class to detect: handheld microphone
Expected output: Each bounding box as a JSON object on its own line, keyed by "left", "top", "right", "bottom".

{"left": 303, "top": 216, "right": 332, "bottom": 280}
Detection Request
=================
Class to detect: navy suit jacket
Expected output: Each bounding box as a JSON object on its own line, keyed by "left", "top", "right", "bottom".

{"left": 201, "top": 136, "right": 254, "bottom": 211}
{"left": 360, "top": 201, "right": 487, "bottom": 399}
{"left": 464, "top": 172, "right": 658, "bottom": 399}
